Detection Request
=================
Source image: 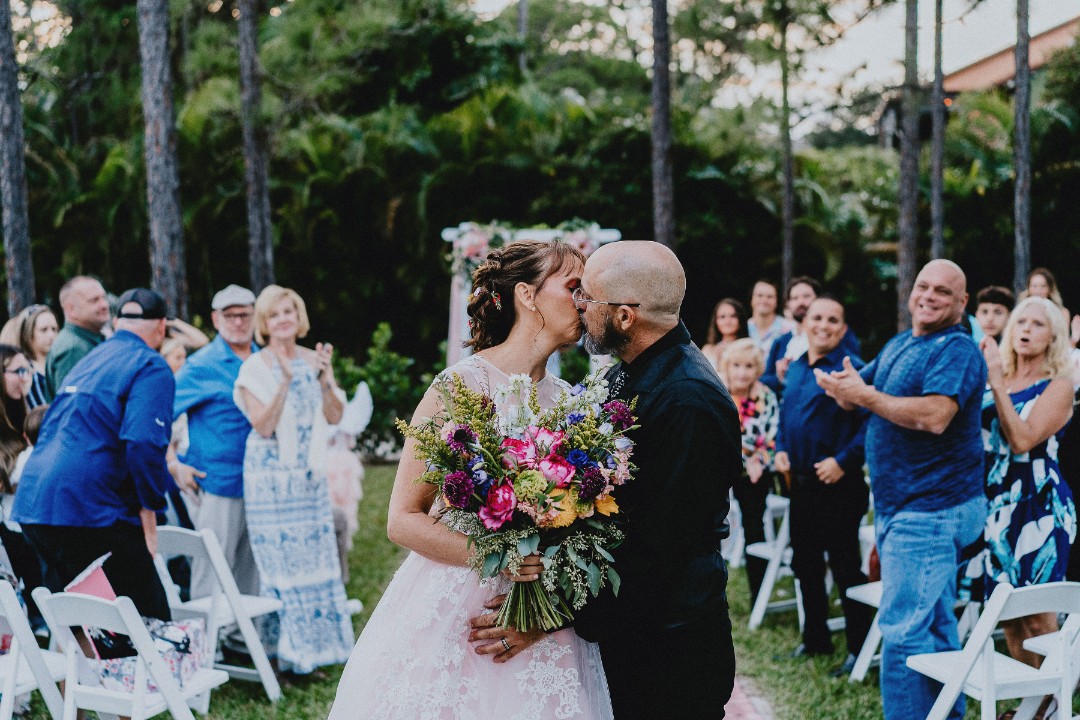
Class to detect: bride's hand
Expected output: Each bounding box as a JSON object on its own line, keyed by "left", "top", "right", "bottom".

{"left": 503, "top": 553, "right": 543, "bottom": 582}
{"left": 468, "top": 594, "right": 546, "bottom": 663}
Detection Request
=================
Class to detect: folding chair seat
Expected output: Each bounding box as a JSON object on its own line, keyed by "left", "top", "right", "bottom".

{"left": 906, "top": 581, "right": 1080, "bottom": 720}
{"left": 0, "top": 582, "right": 64, "bottom": 719}
{"left": 32, "top": 587, "right": 229, "bottom": 720}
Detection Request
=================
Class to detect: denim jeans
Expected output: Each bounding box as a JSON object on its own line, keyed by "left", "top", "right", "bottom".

{"left": 876, "top": 494, "right": 987, "bottom": 720}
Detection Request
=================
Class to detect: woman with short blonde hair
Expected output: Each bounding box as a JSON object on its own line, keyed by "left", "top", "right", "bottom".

{"left": 719, "top": 337, "right": 777, "bottom": 607}
{"left": 235, "top": 285, "right": 353, "bottom": 676}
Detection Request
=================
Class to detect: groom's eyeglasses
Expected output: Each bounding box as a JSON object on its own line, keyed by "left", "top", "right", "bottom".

{"left": 571, "top": 287, "right": 641, "bottom": 308}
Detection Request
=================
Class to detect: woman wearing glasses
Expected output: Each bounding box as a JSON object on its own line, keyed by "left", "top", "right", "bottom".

{"left": 15, "top": 305, "right": 59, "bottom": 408}
{"left": 329, "top": 240, "right": 613, "bottom": 720}
{"left": 0, "top": 344, "right": 46, "bottom": 629}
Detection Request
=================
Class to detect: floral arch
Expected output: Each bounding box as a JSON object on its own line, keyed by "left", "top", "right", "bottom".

{"left": 441, "top": 221, "right": 622, "bottom": 369}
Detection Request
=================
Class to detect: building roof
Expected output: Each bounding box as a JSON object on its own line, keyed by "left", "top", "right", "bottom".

{"left": 943, "top": 15, "right": 1079, "bottom": 93}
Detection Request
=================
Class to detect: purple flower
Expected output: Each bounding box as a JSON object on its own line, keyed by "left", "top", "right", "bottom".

{"left": 603, "top": 401, "right": 634, "bottom": 430}
{"left": 571, "top": 384, "right": 586, "bottom": 396}
{"left": 578, "top": 466, "right": 606, "bottom": 501}
{"left": 443, "top": 471, "right": 475, "bottom": 509}
{"left": 447, "top": 424, "right": 477, "bottom": 453}
{"left": 566, "top": 449, "right": 590, "bottom": 468}
{"left": 567, "top": 412, "right": 585, "bottom": 425}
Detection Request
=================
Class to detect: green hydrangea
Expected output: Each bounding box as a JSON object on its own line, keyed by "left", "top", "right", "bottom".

{"left": 513, "top": 469, "right": 548, "bottom": 500}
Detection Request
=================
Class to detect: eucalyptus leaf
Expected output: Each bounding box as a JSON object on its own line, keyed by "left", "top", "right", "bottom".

{"left": 586, "top": 563, "right": 601, "bottom": 596}
{"left": 607, "top": 567, "right": 621, "bottom": 596}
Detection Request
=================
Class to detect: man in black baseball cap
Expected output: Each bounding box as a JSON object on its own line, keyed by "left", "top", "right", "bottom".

{"left": 13, "top": 286, "right": 177, "bottom": 620}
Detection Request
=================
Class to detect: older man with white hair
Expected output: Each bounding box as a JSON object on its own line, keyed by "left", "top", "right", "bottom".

{"left": 170, "top": 284, "right": 260, "bottom": 601}
{"left": 14, "top": 288, "right": 175, "bottom": 620}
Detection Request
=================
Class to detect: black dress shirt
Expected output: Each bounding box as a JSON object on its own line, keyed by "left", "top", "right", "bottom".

{"left": 573, "top": 322, "right": 742, "bottom": 642}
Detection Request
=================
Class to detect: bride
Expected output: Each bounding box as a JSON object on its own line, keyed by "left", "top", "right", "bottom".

{"left": 327, "top": 240, "right": 613, "bottom": 719}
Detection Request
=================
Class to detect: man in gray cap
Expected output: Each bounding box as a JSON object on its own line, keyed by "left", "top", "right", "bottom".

{"left": 169, "top": 284, "right": 260, "bottom": 601}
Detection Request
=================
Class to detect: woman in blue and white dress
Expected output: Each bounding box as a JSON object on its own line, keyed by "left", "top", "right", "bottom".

{"left": 234, "top": 285, "right": 353, "bottom": 676}
{"left": 978, "top": 296, "right": 1076, "bottom": 667}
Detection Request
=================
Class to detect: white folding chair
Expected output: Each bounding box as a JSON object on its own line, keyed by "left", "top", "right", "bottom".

{"left": 907, "top": 581, "right": 1080, "bottom": 720}
{"left": 847, "top": 581, "right": 981, "bottom": 683}
{"left": 31, "top": 587, "right": 229, "bottom": 720}
{"left": 0, "top": 582, "right": 64, "bottom": 719}
{"left": 746, "top": 495, "right": 799, "bottom": 630}
{"left": 152, "top": 527, "right": 282, "bottom": 702}
{"left": 721, "top": 489, "right": 744, "bottom": 569}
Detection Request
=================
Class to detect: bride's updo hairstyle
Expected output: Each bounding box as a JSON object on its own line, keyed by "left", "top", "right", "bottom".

{"left": 466, "top": 240, "right": 586, "bottom": 352}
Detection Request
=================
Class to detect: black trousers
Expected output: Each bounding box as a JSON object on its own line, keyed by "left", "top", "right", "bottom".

{"left": 789, "top": 475, "right": 872, "bottom": 655}
{"left": 598, "top": 611, "right": 736, "bottom": 719}
{"left": 733, "top": 471, "right": 771, "bottom": 605}
{"left": 22, "top": 522, "right": 171, "bottom": 621}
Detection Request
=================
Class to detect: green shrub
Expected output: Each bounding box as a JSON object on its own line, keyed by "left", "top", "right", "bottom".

{"left": 334, "top": 322, "right": 433, "bottom": 460}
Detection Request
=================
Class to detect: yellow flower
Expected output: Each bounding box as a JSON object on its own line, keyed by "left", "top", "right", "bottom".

{"left": 547, "top": 487, "right": 578, "bottom": 528}
{"left": 594, "top": 495, "right": 619, "bottom": 516}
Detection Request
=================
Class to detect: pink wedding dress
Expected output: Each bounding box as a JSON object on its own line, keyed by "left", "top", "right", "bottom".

{"left": 327, "top": 356, "right": 613, "bottom": 720}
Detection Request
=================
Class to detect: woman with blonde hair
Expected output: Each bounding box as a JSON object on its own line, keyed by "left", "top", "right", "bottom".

{"left": 719, "top": 338, "right": 778, "bottom": 605}
{"left": 977, "top": 296, "right": 1076, "bottom": 670}
{"left": 234, "top": 285, "right": 353, "bottom": 677}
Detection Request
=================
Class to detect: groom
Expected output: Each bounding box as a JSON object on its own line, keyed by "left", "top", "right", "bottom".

{"left": 473, "top": 241, "right": 741, "bottom": 718}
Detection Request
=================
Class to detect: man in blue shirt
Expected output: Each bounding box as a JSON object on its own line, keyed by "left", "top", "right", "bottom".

{"left": 816, "top": 260, "right": 987, "bottom": 720}
{"left": 14, "top": 288, "right": 175, "bottom": 620}
{"left": 169, "top": 284, "right": 259, "bottom": 600}
{"left": 775, "top": 295, "right": 872, "bottom": 675}
{"left": 762, "top": 276, "right": 860, "bottom": 393}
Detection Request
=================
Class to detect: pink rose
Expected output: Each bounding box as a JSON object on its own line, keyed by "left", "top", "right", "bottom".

{"left": 538, "top": 454, "right": 576, "bottom": 488}
{"left": 480, "top": 484, "right": 517, "bottom": 530}
{"left": 529, "top": 426, "right": 566, "bottom": 454}
{"left": 501, "top": 437, "right": 539, "bottom": 468}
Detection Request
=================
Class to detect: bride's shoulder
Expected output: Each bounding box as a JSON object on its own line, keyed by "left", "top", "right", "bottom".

{"left": 436, "top": 355, "right": 490, "bottom": 393}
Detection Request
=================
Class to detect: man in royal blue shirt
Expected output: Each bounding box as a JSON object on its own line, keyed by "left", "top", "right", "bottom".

{"left": 816, "top": 260, "right": 987, "bottom": 720}
{"left": 775, "top": 295, "right": 872, "bottom": 676}
{"left": 14, "top": 288, "right": 175, "bottom": 620}
{"left": 762, "top": 276, "right": 860, "bottom": 394}
{"left": 169, "top": 284, "right": 259, "bottom": 600}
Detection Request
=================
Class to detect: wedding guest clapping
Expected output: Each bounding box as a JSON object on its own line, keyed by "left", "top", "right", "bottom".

{"left": 234, "top": 285, "right": 353, "bottom": 677}
{"left": 719, "top": 338, "right": 778, "bottom": 606}
{"left": 976, "top": 297, "right": 1075, "bottom": 668}
{"left": 701, "top": 298, "right": 748, "bottom": 374}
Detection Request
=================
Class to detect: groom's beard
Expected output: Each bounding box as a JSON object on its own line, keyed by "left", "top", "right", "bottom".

{"left": 582, "top": 312, "right": 631, "bottom": 356}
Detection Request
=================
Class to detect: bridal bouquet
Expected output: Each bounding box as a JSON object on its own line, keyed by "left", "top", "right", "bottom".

{"left": 397, "top": 366, "right": 637, "bottom": 632}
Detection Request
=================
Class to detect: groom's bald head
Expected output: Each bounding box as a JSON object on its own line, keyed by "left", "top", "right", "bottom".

{"left": 586, "top": 241, "right": 684, "bottom": 326}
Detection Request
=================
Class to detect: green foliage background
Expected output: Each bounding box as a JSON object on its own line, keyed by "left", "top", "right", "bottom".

{"left": 5, "top": 0, "right": 1080, "bottom": 373}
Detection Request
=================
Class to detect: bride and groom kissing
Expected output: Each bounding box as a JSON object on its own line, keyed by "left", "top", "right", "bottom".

{"left": 328, "top": 240, "right": 741, "bottom": 719}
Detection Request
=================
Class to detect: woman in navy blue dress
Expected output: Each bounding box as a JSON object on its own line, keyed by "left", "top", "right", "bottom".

{"left": 979, "top": 296, "right": 1076, "bottom": 668}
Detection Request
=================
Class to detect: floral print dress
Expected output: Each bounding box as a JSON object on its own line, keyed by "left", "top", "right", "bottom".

{"left": 731, "top": 384, "right": 779, "bottom": 603}
{"left": 977, "top": 379, "right": 1077, "bottom": 597}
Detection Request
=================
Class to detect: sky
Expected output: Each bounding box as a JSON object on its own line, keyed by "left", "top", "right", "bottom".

{"left": 469, "top": 1, "right": 1079, "bottom": 121}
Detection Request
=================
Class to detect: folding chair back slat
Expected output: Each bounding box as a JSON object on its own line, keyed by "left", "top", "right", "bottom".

{"left": 0, "top": 582, "right": 64, "bottom": 720}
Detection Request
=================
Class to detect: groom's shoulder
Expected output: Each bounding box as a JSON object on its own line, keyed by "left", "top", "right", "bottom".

{"left": 640, "top": 344, "right": 732, "bottom": 409}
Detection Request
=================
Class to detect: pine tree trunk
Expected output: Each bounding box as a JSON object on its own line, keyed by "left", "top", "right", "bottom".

{"left": 137, "top": 0, "right": 188, "bottom": 318}
{"left": 897, "top": 0, "right": 920, "bottom": 331}
{"left": 1013, "top": 0, "right": 1031, "bottom": 295}
{"left": 930, "top": 0, "right": 945, "bottom": 260}
{"left": 779, "top": 21, "right": 794, "bottom": 292}
{"left": 650, "top": 0, "right": 674, "bottom": 249}
{"left": 239, "top": 0, "right": 275, "bottom": 293}
{"left": 0, "top": 0, "right": 35, "bottom": 316}
{"left": 517, "top": 0, "right": 528, "bottom": 73}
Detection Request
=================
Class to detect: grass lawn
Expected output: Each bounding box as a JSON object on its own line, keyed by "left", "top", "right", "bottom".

{"left": 18, "top": 464, "right": 1010, "bottom": 718}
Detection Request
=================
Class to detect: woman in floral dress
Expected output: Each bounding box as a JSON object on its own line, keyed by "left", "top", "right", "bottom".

{"left": 719, "top": 338, "right": 778, "bottom": 605}
{"left": 234, "top": 286, "right": 354, "bottom": 676}
{"left": 978, "top": 297, "right": 1076, "bottom": 668}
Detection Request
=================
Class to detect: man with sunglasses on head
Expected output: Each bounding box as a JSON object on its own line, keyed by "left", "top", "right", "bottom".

{"left": 169, "top": 285, "right": 261, "bottom": 603}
